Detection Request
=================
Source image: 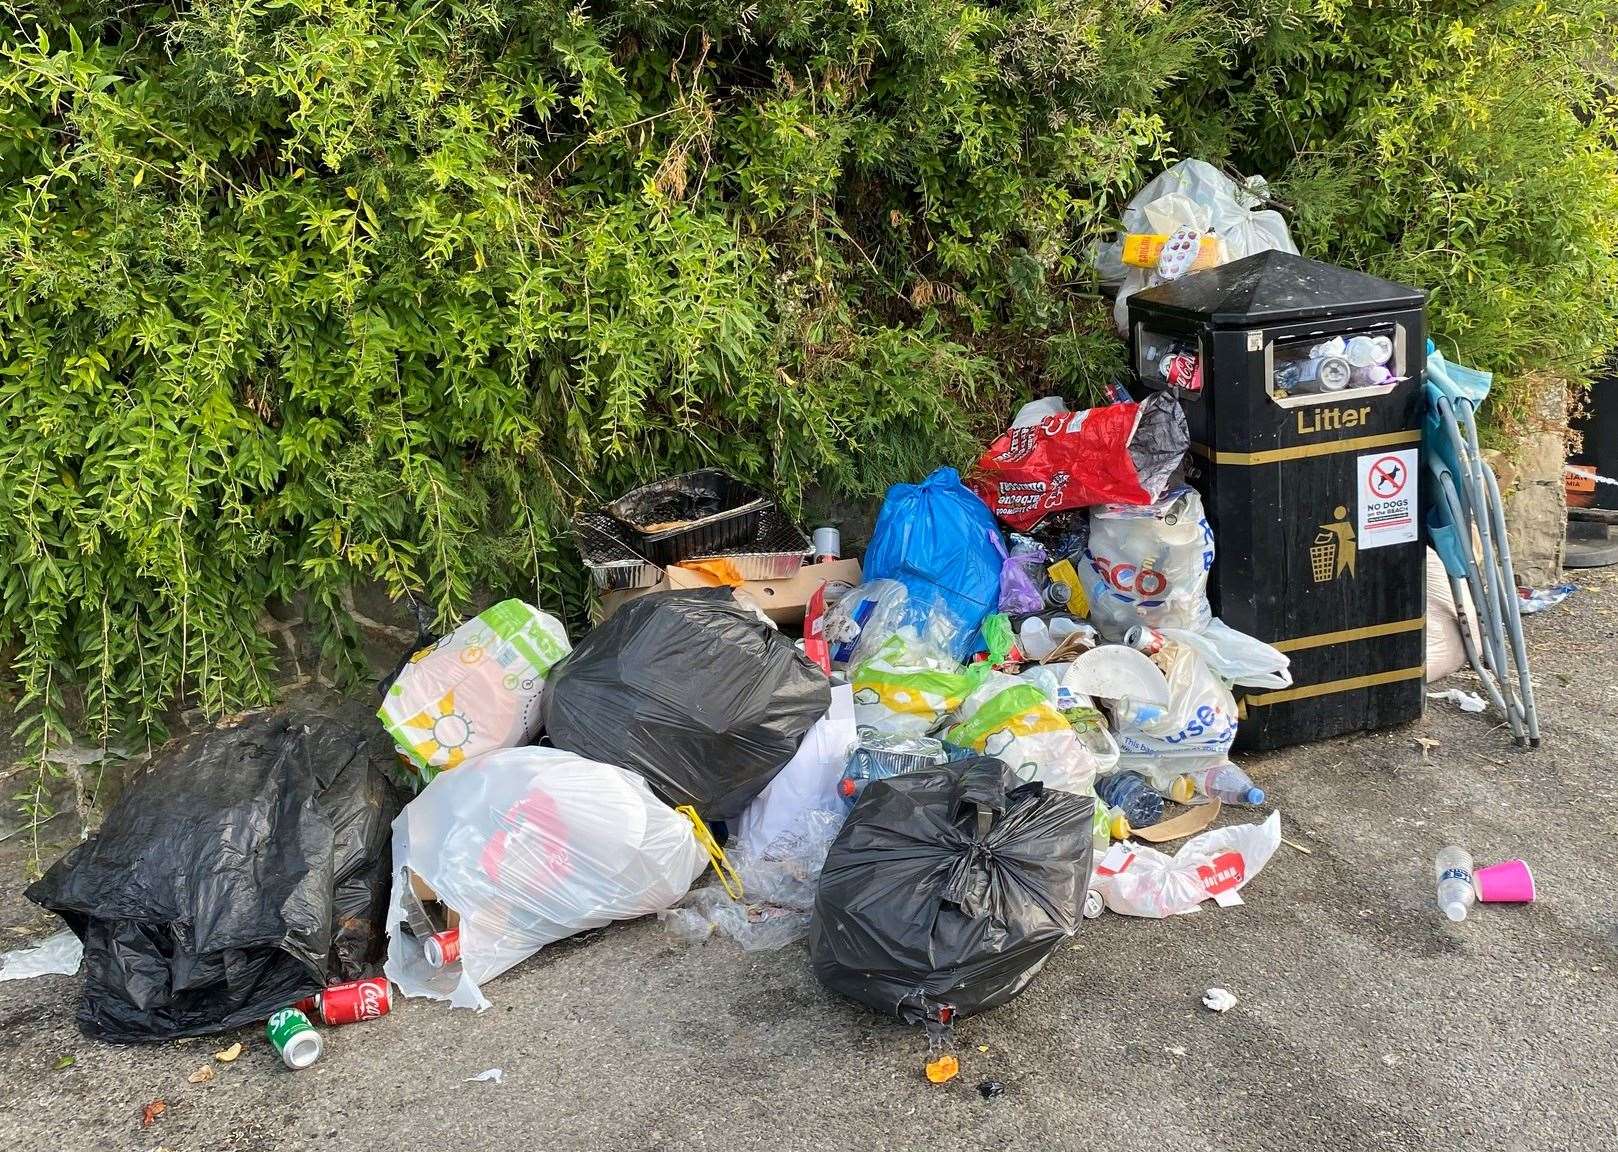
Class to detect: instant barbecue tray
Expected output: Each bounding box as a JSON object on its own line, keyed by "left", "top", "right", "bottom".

{"left": 575, "top": 504, "right": 811, "bottom": 592}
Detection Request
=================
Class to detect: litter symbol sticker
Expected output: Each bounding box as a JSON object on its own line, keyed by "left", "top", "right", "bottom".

{"left": 1357, "top": 448, "right": 1418, "bottom": 549}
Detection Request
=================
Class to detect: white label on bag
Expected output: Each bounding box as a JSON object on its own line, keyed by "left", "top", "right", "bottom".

{"left": 1357, "top": 448, "right": 1418, "bottom": 549}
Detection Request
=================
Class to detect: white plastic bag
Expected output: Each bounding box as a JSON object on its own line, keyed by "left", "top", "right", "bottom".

{"left": 946, "top": 671, "right": 1100, "bottom": 795}
{"left": 0, "top": 928, "right": 82, "bottom": 981}
{"left": 732, "top": 685, "right": 858, "bottom": 860}
{"left": 1111, "top": 642, "right": 1237, "bottom": 773}
{"left": 379, "top": 600, "right": 571, "bottom": 782}
{"left": 1092, "top": 811, "right": 1282, "bottom": 918}
{"left": 384, "top": 748, "right": 709, "bottom": 1009}
{"left": 1081, "top": 487, "right": 1215, "bottom": 639}
{"left": 1158, "top": 618, "right": 1292, "bottom": 691}
{"left": 1103, "top": 159, "right": 1298, "bottom": 333}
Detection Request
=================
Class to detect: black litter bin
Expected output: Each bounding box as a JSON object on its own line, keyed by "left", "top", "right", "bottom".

{"left": 1128, "top": 251, "right": 1427, "bottom": 750}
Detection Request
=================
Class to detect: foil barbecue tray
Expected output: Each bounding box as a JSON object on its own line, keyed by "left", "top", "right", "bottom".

{"left": 576, "top": 504, "right": 811, "bottom": 592}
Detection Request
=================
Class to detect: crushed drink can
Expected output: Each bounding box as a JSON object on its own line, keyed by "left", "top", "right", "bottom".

{"left": 423, "top": 927, "right": 462, "bottom": 969}
{"left": 314, "top": 976, "right": 391, "bottom": 1025}
{"left": 266, "top": 1008, "right": 323, "bottom": 1069}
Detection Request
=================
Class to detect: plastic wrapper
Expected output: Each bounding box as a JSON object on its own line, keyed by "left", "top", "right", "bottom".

{"left": 998, "top": 537, "right": 1048, "bottom": 615}
{"left": 1111, "top": 642, "right": 1237, "bottom": 773}
{"left": 26, "top": 713, "right": 399, "bottom": 1041}
{"left": 541, "top": 588, "right": 830, "bottom": 821}
{"left": 732, "top": 685, "right": 858, "bottom": 860}
{"left": 820, "top": 579, "right": 908, "bottom": 667}
{"left": 810, "top": 757, "right": 1094, "bottom": 1023}
{"left": 1101, "top": 158, "right": 1298, "bottom": 333}
{"left": 379, "top": 599, "right": 571, "bottom": 784}
{"left": 861, "top": 467, "right": 1004, "bottom": 660}
{"left": 946, "top": 672, "right": 1100, "bottom": 795}
{"left": 1080, "top": 486, "right": 1215, "bottom": 638}
{"left": 0, "top": 929, "right": 82, "bottom": 981}
{"left": 385, "top": 748, "right": 709, "bottom": 1009}
{"left": 969, "top": 393, "right": 1187, "bottom": 531}
{"left": 1092, "top": 812, "right": 1282, "bottom": 917}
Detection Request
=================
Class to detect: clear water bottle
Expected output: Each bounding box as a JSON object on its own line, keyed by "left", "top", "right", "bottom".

{"left": 1095, "top": 771, "right": 1164, "bottom": 830}
{"left": 1434, "top": 846, "right": 1476, "bottom": 922}
{"left": 837, "top": 735, "right": 948, "bottom": 808}
{"left": 1186, "top": 763, "right": 1266, "bottom": 806}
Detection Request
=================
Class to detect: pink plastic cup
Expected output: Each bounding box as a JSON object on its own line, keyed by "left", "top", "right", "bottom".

{"left": 1474, "top": 858, "right": 1535, "bottom": 904}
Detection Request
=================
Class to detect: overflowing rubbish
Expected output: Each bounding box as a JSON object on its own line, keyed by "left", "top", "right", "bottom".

{"left": 1095, "top": 771, "right": 1164, "bottom": 830}
{"left": 1201, "top": 987, "right": 1239, "bottom": 1013}
{"left": 1428, "top": 688, "right": 1488, "bottom": 714}
{"left": 1474, "top": 858, "right": 1535, "bottom": 904}
{"left": 267, "top": 1008, "right": 324, "bottom": 1070}
{"left": 862, "top": 467, "right": 1004, "bottom": 660}
{"left": 836, "top": 731, "right": 950, "bottom": 808}
{"left": 1079, "top": 486, "right": 1214, "bottom": 638}
{"left": 732, "top": 684, "right": 858, "bottom": 857}
{"left": 26, "top": 712, "right": 398, "bottom": 1041}
{"left": 0, "top": 928, "right": 82, "bottom": 982}
{"left": 605, "top": 469, "right": 768, "bottom": 565}
{"left": 969, "top": 393, "right": 1188, "bottom": 531}
{"left": 384, "top": 748, "right": 713, "bottom": 1009}
{"left": 1517, "top": 584, "right": 1575, "bottom": 615}
{"left": 1434, "top": 845, "right": 1476, "bottom": 922}
{"left": 947, "top": 672, "right": 1102, "bottom": 794}
{"left": 811, "top": 758, "right": 1094, "bottom": 1025}
{"left": 1425, "top": 347, "right": 1540, "bottom": 745}
{"left": 1091, "top": 812, "right": 1282, "bottom": 918}
{"left": 379, "top": 599, "right": 571, "bottom": 783}
{"left": 542, "top": 588, "right": 829, "bottom": 819}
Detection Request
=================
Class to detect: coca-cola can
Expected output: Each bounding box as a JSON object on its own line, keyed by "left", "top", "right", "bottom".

{"left": 292, "top": 995, "right": 319, "bottom": 1016}
{"left": 423, "top": 927, "right": 462, "bottom": 969}
{"left": 315, "top": 976, "right": 391, "bottom": 1025}
{"left": 1159, "top": 351, "right": 1201, "bottom": 392}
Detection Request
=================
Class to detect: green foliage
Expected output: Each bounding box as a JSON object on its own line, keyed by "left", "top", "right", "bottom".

{"left": 1, "top": 0, "right": 1616, "bottom": 792}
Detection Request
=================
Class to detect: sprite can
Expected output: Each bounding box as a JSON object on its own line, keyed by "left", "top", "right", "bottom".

{"left": 266, "top": 1008, "right": 324, "bottom": 1070}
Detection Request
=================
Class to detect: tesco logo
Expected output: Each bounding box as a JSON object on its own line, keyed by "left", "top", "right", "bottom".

{"left": 1090, "top": 554, "right": 1170, "bottom": 601}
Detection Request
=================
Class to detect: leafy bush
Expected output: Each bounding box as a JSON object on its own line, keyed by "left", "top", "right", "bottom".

{"left": 2, "top": 0, "right": 1615, "bottom": 800}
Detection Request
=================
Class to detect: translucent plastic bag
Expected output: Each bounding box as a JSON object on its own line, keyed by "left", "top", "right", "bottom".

{"left": 384, "top": 748, "right": 709, "bottom": 1009}
{"left": 1102, "top": 159, "right": 1298, "bottom": 333}
{"left": 380, "top": 600, "right": 571, "bottom": 784}
{"left": 1080, "top": 486, "right": 1214, "bottom": 638}
{"left": 1157, "top": 618, "right": 1292, "bottom": 691}
{"left": 998, "top": 537, "right": 1048, "bottom": 615}
{"left": 1111, "top": 642, "right": 1237, "bottom": 773}
{"left": 850, "top": 631, "right": 974, "bottom": 739}
{"left": 947, "top": 672, "right": 1099, "bottom": 795}
{"left": 732, "top": 685, "right": 858, "bottom": 860}
{"left": 1092, "top": 812, "right": 1282, "bottom": 918}
{"left": 821, "top": 579, "right": 908, "bottom": 668}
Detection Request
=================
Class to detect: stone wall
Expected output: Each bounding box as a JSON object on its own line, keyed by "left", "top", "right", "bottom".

{"left": 1499, "top": 377, "right": 1568, "bottom": 586}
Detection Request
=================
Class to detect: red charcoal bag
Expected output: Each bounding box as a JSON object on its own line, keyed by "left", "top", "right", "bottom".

{"left": 969, "top": 403, "right": 1153, "bottom": 531}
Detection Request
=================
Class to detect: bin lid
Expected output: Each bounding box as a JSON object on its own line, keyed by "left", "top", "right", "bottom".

{"left": 1129, "top": 251, "right": 1426, "bottom": 328}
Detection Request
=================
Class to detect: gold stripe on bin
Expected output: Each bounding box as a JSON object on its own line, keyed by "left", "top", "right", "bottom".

{"left": 1188, "top": 429, "right": 1421, "bottom": 466}
{"left": 1242, "top": 666, "right": 1425, "bottom": 707}
{"left": 1270, "top": 617, "right": 1426, "bottom": 653}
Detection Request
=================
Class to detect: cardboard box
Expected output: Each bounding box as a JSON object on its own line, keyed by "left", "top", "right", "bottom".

{"left": 597, "top": 558, "right": 862, "bottom": 627}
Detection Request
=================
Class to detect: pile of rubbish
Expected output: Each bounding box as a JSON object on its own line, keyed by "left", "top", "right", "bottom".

{"left": 14, "top": 158, "right": 1541, "bottom": 1085}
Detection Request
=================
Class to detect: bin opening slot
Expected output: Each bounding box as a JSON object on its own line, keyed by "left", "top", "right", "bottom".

{"left": 1266, "top": 324, "right": 1406, "bottom": 407}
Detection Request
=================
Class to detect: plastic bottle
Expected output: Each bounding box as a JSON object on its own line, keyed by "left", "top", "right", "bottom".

{"left": 837, "top": 735, "right": 947, "bottom": 808}
{"left": 1184, "top": 763, "right": 1266, "bottom": 806}
{"left": 1019, "top": 618, "right": 1055, "bottom": 661}
{"left": 1095, "top": 771, "right": 1164, "bottom": 830}
{"left": 1435, "top": 846, "right": 1476, "bottom": 922}
{"left": 1090, "top": 799, "right": 1131, "bottom": 851}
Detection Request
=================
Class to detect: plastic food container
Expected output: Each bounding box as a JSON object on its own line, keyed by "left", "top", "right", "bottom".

{"left": 605, "top": 470, "right": 767, "bottom": 565}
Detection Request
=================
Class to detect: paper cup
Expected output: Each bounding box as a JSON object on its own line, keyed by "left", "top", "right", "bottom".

{"left": 1474, "top": 858, "right": 1535, "bottom": 903}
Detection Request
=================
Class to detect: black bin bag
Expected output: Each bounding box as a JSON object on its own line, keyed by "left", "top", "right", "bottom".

{"left": 542, "top": 588, "right": 830, "bottom": 821}
{"left": 810, "top": 756, "right": 1094, "bottom": 1024}
{"left": 26, "top": 712, "right": 400, "bottom": 1042}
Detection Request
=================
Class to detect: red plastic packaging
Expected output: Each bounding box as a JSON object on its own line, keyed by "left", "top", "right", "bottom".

{"left": 969, "top": 404, "right": 1154, "bottom": 531}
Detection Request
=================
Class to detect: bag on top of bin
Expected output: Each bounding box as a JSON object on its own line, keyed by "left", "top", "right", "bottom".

{"left": 1101, "top": 158, "right": 1298, "bottom": 334}
{"left": 1080, "top": 485, "right": 1214, "bottom": 639}
{"left": 1110, "top": 641, "right": 1237, "bottom": 773}
{"left": 1092, "top": 811, "right": 1282, "bottom": 918}
{"left": 862, "top": 467, "right": 1004, "bottom": 661}
{"left": 379, "top": 599, "right": 571, "bottom": 784}
{"left": 542, "top": 588, "right": 829, "bottom": 821}
{"left": 810, "top": 757, "right": 1094, "bottom": 1024}
{"left": 969, "top": 392, "right": 1188, "bottom": 532}
{"left": 384, "top": 748, "right": 709, "bottom": 1009}
{"left": 946, "top": 672, "right": 1100, "bottom": 796}
{"left": 27, "top": 713, "right": 399, "bottom": 1041}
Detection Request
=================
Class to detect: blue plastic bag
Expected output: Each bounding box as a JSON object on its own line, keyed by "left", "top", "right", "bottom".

{"left": 862, "top": 468, "right": 1004, "bottom": 660}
